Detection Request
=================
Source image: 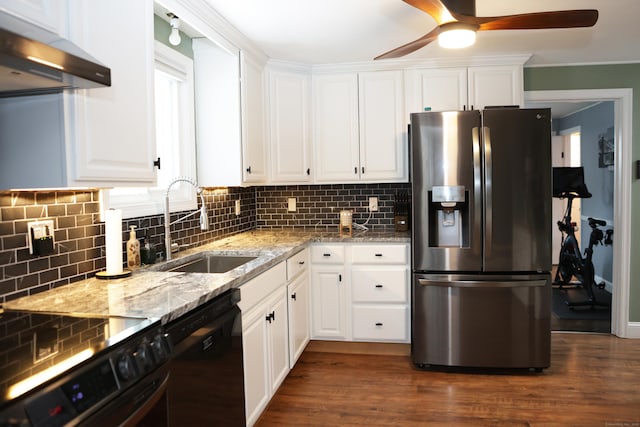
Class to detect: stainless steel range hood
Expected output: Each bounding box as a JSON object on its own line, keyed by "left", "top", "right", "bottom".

{"left": 0, "top": 13, "right": 111, "bottom": 97}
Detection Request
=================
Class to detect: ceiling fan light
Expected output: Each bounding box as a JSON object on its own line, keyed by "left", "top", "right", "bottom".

{"left": 438, "top": 23, "right": 477, "bottom": 49}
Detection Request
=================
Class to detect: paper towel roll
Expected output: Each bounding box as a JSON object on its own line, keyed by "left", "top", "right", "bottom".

{"left": 105, "top": 209, "right": 123, "bottom": 275}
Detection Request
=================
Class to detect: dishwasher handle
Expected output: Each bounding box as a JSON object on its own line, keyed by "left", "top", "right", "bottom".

{"left": 167, "top": 305, "right": 239, "bottom": 357}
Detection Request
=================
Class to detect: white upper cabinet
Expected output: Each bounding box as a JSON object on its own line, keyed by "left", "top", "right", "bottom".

{"left": 63, "top": 0, "right": 156, "bottom": 186}
{"left": 0, "top": 0, "right": 156, "bottom": 189}
{"left": 0, "top": 0, "right": 64, "bottom": 34}
{"left": 467, "top": 65, "right": 523, "bottom": 109}
{"left": 241, "top": 52, "right": 268, "bottom": 184}
{"left": 405, "top": 64, "right": 523, "bottom": 114}
{"left": 312, "top": 73, "right": 360, "bottom": 183}
{"left": 266, "top": 67, "right": 311, "bottom": 183}
{"left": 313, "top": 70, "right": 407, "bottom": 183}
{"left": 405, "top": 67, "right": 468, "bottom": 113}
{"left": 193, "top": 38, "right": 242, "bottom": 187}
{"left": 358, "top": 70, "right": 406, "bottom": 182}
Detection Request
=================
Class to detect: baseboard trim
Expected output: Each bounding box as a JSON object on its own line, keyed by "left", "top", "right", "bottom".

{"left": 306, "top": 340, "right": 411, "bottom": 356}
{"left": 624, "top": 322, "right": 640, "bottom": 338}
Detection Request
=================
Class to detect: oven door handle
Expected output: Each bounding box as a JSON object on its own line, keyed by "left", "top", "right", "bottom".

{"left": 120, "top": 371, "right": 170, "bottom": 427}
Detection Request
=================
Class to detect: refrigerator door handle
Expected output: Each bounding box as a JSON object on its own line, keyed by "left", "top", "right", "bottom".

{"left": 417, "top": 278, "right": 547, "bottom": 288}
{"left": 483, "top": 126, "right": 493, "bottom": 259}
{"left": 472, "top": 126, "right": 483, "bottom": 257}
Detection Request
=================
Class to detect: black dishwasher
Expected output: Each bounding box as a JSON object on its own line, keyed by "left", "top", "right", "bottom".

{"left": 165, "top": 289, "right": 246, "bottom": 426}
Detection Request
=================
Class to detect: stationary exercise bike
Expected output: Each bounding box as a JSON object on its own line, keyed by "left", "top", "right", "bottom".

{"left": 552, "top": 167, "right": 613, "bottom": 308}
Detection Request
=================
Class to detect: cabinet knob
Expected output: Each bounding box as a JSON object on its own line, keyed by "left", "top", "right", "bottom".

{"left": 362, "top": 167, "right": 365, "bottom": 174}
{"left": 291, "top": 292, "right": 297, "bottom": 301}
{"left": 298, "top": 261, "right": 305, "bottom": 265}
{"left": 375, "top": 322, "right": 383, "bottom": 327}
{"left": 153, "top": 157, "right": 161, "bottom": 170}
{"left": 375, "top": 284, "right": 383, "bottom": 288}
{"left": 354, "top": 167, "right": 358, "bottom": 174}
{"left": 323, "top": 253, "right": 331, "bottom": 257}
{"left": 338, "top": 274, "right": 342, "bottom": 282}
{"left": 265, "top": 311, "right": 275, "bottom": 323}
{"left": 375, "top": 253, "right": 383, "bottom": 257}
{"left": 246, "top": 166, "right": 252, "bottom": 174}
{"left": 306, "top": 168, "right": 310, "bottom": 175}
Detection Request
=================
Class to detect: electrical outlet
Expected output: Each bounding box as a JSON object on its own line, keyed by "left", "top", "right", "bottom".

{"left": 288, "top": 197, "right": 297, "bottom": 212}
{"left": 235, "top": 199, "right": 241, "bottom": 216}
{"left": 27, "top": 220, "right": 55, "bottom": 255}
{"left": 368, "top": 197, "right": 378, "bottom": 212}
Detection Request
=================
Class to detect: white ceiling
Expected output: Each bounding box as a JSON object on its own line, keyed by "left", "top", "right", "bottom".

{"left": 202, "top": 0, "right": 640, "bottom": 67}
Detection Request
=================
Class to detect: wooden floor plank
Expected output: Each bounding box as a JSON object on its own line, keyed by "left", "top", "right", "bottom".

{"left": 257, "top": 333, "right": 640, "bottom": 426}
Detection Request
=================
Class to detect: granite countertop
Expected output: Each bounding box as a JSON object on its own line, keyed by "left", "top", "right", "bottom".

{"left": 2, "top": 229, "right": 409, "bottom": 324}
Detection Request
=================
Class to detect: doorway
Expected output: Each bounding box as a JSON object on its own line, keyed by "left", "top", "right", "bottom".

{"left": 552, "top": 128, "right": 582, "bottom": 261}
{"left": 525, "top": 89, "right": 633, "bottom": 338}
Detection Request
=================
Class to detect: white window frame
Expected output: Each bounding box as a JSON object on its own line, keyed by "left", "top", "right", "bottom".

{"left": 105, "top": 40, "right": 197, "bottom": 219}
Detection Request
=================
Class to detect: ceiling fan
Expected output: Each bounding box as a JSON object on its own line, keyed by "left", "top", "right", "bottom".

{"left": 375, "top": 0, "right": 598, "bottom": 60}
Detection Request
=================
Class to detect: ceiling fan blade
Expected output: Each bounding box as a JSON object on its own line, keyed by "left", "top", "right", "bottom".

{"left": 461, "top": 10, "right": 599, "bottom": 31}
{"left": 403, "top": 0, "right": 455, "bottom": 25}
{"left": 374, "top": 28, "right": 440, "bottom": 60}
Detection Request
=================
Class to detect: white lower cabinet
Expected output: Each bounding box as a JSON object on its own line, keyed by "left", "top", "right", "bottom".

{"left": 310, "top": 242, "right": 410, "bottom": 343}
{"left": 239, "top": 262, "right": 288, "bottom": 427}
{"left": 239, "top": 248, "right": 311, "bottom": 427}
{"left": 310, "top": 266, "right": 348, "bottom": 339}
{"left": 286, "top": 249, "right": 310, "bottom": 367}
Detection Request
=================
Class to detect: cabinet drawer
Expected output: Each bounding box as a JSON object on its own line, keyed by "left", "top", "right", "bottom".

{"left": 311, "top": 245, "right": 345, "bottom": 264}
{"left": 352, "top": 305, "right": 408, "bottom": 342}
{"left": 351, "top": 244, "right": 407, "bottom": 264}
{"left": 286, "top": 248, "right": 308, "bottom": 281}
{"left": 352, "top": 268, "right": 408, "bottom": 303}
{"left": 238, "top": 262, "right": 287, "bottom": 313}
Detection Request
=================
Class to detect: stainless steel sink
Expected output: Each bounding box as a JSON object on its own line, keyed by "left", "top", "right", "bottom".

{"left": 167, "top": 255, "right": 257, "bottom": 273}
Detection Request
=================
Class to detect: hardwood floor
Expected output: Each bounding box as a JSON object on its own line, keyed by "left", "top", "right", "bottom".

{"left": 256, "top": 334, "right": 640, "bottom": 426}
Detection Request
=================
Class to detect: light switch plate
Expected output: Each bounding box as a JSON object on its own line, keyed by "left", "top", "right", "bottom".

{"left": 288, "top": 197, "right": 297, "bottom": 212}
{"left": 235, "top": 199, "right": 241, "bottom": 216}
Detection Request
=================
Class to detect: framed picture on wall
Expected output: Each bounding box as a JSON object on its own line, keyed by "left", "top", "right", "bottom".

{"left": 598, "top": 126, "right": 614, "bottom": 168}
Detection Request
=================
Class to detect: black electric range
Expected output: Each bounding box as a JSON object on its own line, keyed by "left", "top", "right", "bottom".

{"left": 0, "top": 309, "right": 171, "bottom": 426}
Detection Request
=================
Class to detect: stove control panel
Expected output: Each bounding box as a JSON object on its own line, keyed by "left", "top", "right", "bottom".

{"left": 1, "top": 323, "right": 171, "bottom": 427}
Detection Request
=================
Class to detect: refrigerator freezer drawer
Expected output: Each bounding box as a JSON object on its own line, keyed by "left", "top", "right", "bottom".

{"left": 413, "top": 274, "right": 551, "bottom": 369}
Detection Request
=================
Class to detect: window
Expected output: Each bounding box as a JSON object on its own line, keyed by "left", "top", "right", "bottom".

{"left": 106, "top": 40, "right": 197, "bottom": 218}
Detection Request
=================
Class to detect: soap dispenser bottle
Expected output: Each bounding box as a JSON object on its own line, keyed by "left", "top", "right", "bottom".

{"left": 127, "top": 226, "right": 141, "bottom": 270}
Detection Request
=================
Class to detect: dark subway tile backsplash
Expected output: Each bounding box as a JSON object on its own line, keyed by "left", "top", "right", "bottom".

{"left": 0, "top": 187, "right": 256, "bottom": 303}
{"left": 254, "top": 183, "right": 410, "bottom": 230}
{"left": 0, "top": 183, "right": 410, "bottom": 303}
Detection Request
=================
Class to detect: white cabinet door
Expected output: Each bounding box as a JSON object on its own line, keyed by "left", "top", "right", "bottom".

{"left": 358, "top": 70, "right": 406, "bottom": 182}
{"left": 241, "top": 52, "right": 267, "bottom": 183}
{"left": 64, "top": 0, "right": 156, "bottom": 186}
{"left": 313, "top": 73, "right": 360, "bottom": 183}
{"left": 267, "top": 288, "right": 290, "bottom": 394}
{"left": 287, "top": 271, "right": 310, "bottom": 367}
{"left": 311, "top": 266, "right": 347, "bottom": 339}
{"left": 467, "top": 65, "right": 523, "bottom": 109}
{"left": 193, "top": 38, "right": 242, "bottom": 187}
{"left": 404, "top": 67, "right": 467, "bottom": 113}
{"left": 268, "top": 69, "right": 312, "bottom": 183}
{"left": 0, "top": 0, "right": 63, "bottom": 33}
{"left": 405, "top": 65, "right": 523, "bottom": 113}
{"left": 242, "top": 303, "right": 270, "bottom": 427}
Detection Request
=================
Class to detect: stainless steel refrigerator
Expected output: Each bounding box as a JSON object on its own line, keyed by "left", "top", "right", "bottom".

{"left": 411, "top": 108, "right": 552, "bottom": 370}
